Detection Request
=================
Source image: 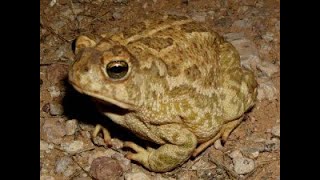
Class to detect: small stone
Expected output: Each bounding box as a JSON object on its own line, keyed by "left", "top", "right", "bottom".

{"left": 110, "top": 138, "right": 124, "bottom": 149}
{"left": 49, "top": 103, "right": 64, "bottom": 116}
{"left": 49, "top": 0, "right": 56, "bottom": 7}
{"left": 214, "top": 139, "right": 223, "bottom": 150}
{"left": 229, "top": 150, "right": 243, "bottom": 159}
{"left": 72, "top": 177, "right": 92, "bottom": 180}
{"left": 42, "top": 103, "right": 50, "bottom": 113}
{"left": 48, "top": 86, "right": 61, "bottom": 98}
{"left": 65, "top": 119, "right": 78, "bottom": 135}
{"left": 79, "top": 123, "right": 94, "bottom": 131}
{"left": 257, "top": 61, "right": 279, "bottom": 77}
{"left": 125, "top": 172, "right": 151, "bottom": 180}
{"left": 142, "top": 2, "right": 148, "bottom": 9}
{"left": 226, "top": 36, "right": 261, "bottom": 71}
{"left": 55, "top": 156, "right": 76, "bottom": 177}
{"left": 241, "top": 148, "right": 261, "bottom": 159}
{"left": 56, "top": 156, "right": 72, "bottom": 173}
{"left": 223, "top": 32, "right": 245, "bottom": 41}
{"left": 257, "top": 78, "right": 278, "bottom": 101}
{"left": 177, "top": 170, "right": 198, "bottom": 180}
{"left": 40, "top": 176, "right": 55, "bottom": 180}
{"left": 113, "top": 0, "right": 128, "bottom": 4}
{"left": 271, "top": 125, "right": 280, "bottom": 138}
{"left": 112, "top": 11, "right": 122, "bottom": 20}
{"left": 233, "top": 157, "right": 255, "bottom": 175}
{"left": 264, "top": 138, "right": 280, "bottom": 152}
{"left": 251, "top": 151, "right": 259, "bottom": 158}
{"left": 262, "top": 32, "right": 274, "bottom": 42}
{"left": 41, "top": 118, "right": 66, "bottom": 144}
{"left": 61, "top": 140, "right": 84, "bottom": 154}
{"left": 232, "top": 19, "right": 252, "bottom": 28}
{"left": 90, "top": 157, "right": 123, "bottom": 180}
{"left": 191, "top": 13, "right": 207, "bottom": 22}
{"left": 40, "top": 140, "right": 50, "bottom": 151}
{"left": 111, "top": 152, "right": 131, "bottom": 172}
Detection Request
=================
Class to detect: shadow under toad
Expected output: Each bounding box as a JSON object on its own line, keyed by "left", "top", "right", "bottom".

{"left": 62, "top": 78, "right": 155, "bottom": 148}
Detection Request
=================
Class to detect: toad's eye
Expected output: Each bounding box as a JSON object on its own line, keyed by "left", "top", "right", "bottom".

{"left": 106, "top": 60, "right": 129, "bottom": 80}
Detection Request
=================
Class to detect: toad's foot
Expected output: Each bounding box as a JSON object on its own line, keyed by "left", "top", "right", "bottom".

{"left": 192, "top": 117, "right": 243, "bottom": 157}
{"left": 124, "top": 124, "right": 197, "bottom": 172}
{"left": 92, "top": 124, "right": 111, "bottom": 145}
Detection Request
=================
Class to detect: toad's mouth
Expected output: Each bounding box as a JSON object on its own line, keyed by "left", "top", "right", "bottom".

{"left": 92, "top": 97, "right": 133, "bottom": 115}
{"left": 70, "top": 82, "right": 135, "bottom": 111}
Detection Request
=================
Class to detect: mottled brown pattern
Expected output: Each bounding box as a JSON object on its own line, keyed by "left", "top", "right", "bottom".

{"left": 139, "top": 37, "right": 174, "bottom": 51}
{"left": 68, "top": 14, "right": 257, "bottom": 172}
{"left": 123, "top": 22, "right": 146, "bottom": 39}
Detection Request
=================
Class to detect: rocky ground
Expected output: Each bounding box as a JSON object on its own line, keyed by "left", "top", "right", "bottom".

{"left": 40, "top": 0, "right": 280, "bottom": 179}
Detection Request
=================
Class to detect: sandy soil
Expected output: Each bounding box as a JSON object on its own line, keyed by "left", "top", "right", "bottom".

{"left": 40, "top": 0, "right": 280, "bottom": 179}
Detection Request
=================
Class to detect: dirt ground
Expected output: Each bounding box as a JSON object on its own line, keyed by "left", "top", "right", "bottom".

{"left": 40, "top": 0, "right": 280, "bottom": 179}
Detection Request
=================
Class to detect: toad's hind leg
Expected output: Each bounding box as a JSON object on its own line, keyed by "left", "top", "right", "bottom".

{"left": 124, "top": 124, "right": 197, "bottom": 172}
{"left": 192, "top": 116, "right": 243, "bottom": 157}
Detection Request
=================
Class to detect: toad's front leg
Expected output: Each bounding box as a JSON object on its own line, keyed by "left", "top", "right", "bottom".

{"left": 124, "top": 124, "right": 197, "bottom": 172}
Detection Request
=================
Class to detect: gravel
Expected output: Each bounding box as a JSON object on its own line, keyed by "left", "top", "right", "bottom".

{"left": 90, "top": 157, "right": 124, "bottom": 180}
{"left": 41, "top": 118, "right": 66, "bottom": 144}
{"left": 271, "top": 125, "right": 280, "bottom": 138}
{"left": 65, "top": 119, "right": 78, "bottom": 135}
{"left": 233, "top": 157, "right": 255, "bottom": 175}
{"left": 55, "top": 156, "right": 77, "bottom": 177}
{"left": 125, "top": 172, "right": 151, "bottom": 180}
{"left": 49, "top": 103, "right": 64, "bottom": 116}
{"left": 61, "top": 140, "right": 84, "bottom": 154}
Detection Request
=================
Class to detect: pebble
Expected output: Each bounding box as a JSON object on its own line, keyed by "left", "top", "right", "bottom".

{"left": 65, "top": 119, "right": 78, "bottom": 135}
{"left": 257, "top": 60, "right": 279, "bottom": 77}
{"left": 232, "top": 19, "right": 252, "bottom": 29}
{"left": 233, "top": 157, "right": 255, "bottom": 175}
{"left": 90, "top": 157, "right": 124, "bottom": 180}
{"left": 264, "top": 138, "right": 280, "bottom": 152}
{"left": 55, "top": 156, "right": 76, "bottom": 177}
{"left": 214, "top": 139, "right": 224, "bottom": 150}
{"left": 125, "top": 172, "right": 151, "bottom": 180}
{"left": 61, "top": 140, "right": 84, "bottom": 154}
{"left": 113, "top": 0, "right": 128, "bottom": 4}
{"left": 40, "top": 140, "right": 50, "bottom": 151}
{"left": 223, "top": 32, "right": 245, "bottom": 41}
{"left": 49, "top": 0, "right": 56, "bottom": 7}
{"left": 48, "top": 86, "right": 61, "bottom": 98}
{"left": 112, "top": 11, "right": 122, "bottom": 20}
{"left": 241, "top": 148, "right": 260, "bottom": 159}
{"left": 225, "top": 36, "right": 261, "bottom": 71}
{"left": 229, "top": 150, "right": 243, "bottom": 159}
{"left": 262, "top": 32, "right": 274, "bottom": 42}
{"left": 191, "top": 12, "right": 207, "bottom": 22}
{"left": 271, "top": 125, "right": 280, "bottom": 138}
{"left": 251, "top": 151, "right": 260, "bottom": 158}
{"left": 41, "top": 118, "right": 66, "bottom": 144}
{"left": 111, "top": 152, "right": 131, "bottom": 171}
{"left": 88, "top": 149, "right": 115, "bottom": 164}
{"left": 49, "top": 103, "right": 64, "bottom": 116}
{"left": 257, "top": 78, "right": 278, "bottom": 101}
{"left": 73, "top": 177, "right": 92, "bottom": 180}
{"left": 176, "top": 170, "right": 198, "bottom": 180}
{"left": 40, "top": 176, "right": 55, "bottom": 180}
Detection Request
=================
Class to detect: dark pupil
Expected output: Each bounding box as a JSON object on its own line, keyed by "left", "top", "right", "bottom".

{"left": 106, "top": 61, "right": 129, "bottom": 79}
